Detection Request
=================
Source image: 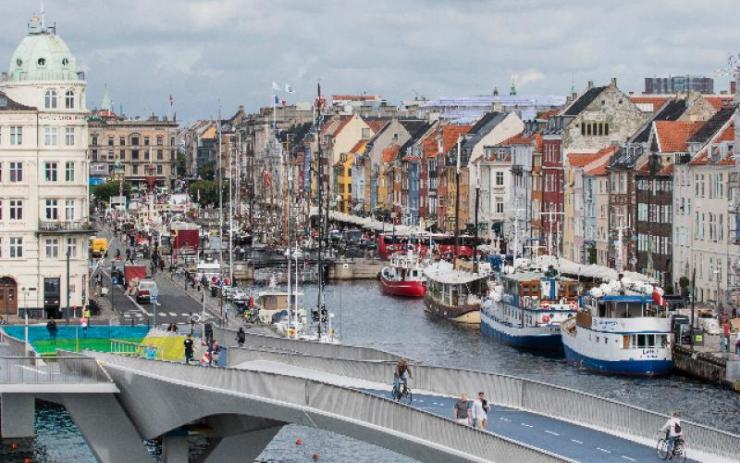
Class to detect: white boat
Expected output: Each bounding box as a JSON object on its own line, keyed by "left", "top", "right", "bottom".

{"left": 561, "top": 278, "right": 672, "bottom": 377}
{"left": 481, "top": 267, "right": 578, "bottom": 353}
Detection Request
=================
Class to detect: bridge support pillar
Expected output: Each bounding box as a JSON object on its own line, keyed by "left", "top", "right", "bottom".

{"left": 62, "top": 394, "right": 151, "bottom": 463}
{"left": 162, "top": 434, "right": 189, "bottom": 463}
{"left": 203, "top": 425, "right": 282, "bottom": 463}
{"left": 1, "top": 394, "right": 34, "bottom": 438}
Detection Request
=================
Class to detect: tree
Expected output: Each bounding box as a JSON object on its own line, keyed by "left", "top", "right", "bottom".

{"left": 92, "top": 181, "right": 131, "bottom": 204}
{"left": 189, "top": 180, "right": 228, "bottom": 207}
{"left": 176, "top": 150, "right": 188, "bottom": 178}
{"left": 198, "top": 161, "right": 215, "bottom": 181}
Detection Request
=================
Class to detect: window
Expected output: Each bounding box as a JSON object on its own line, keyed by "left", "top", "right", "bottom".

{"left": 144, "top": 149, "right": 150, "bottom": 161}
{"left": 64, "top": 127, "right": 75, "bottom": 146}
{"left": 9, "top": 200, "right": 22, "bottom": 220}
{"left": 45, "top": 238, "right": 59, "bottom": 258}
{"left": 9, "top": 162, "right": 22, "bottom": 182}
{"left": 44, "top": 89, "right": 57, "bottom": 109}
{"left": 120, "top": 149, "right": 125, "bottom": 160}
{"left": 131, "top": 136, "right": 139, "bottom": 146}
{"left": 108, "top": 137, "right": 114, "bottom": 146}
{"left": 144, "top": 136, "right": 150, "bottom": 146}
{"left": 157, "top": 164, "right": 163, "bottom": 175}
{"left": 45, "top": 199, "right": 58, "bottom": 220}
{"left": 495, "top": 171, "right": 504, "bottom": 186}
{"left": 156, "top": 135, "right": 164, "bottom": 146}
{"left": 44, "top": 127, "right": 58, "bottom": 146}
{"left": 91, "top": 135, "right": 98, "bottom": 146}
{"left": 44, "top": 162, "right": 58, "bottom": 182}
{"left": 157, "top": 149, "right": 163, "bottom": 160}
{"left": 65, "top": 161, "right": 75, "bottom": 182}
{"left": 119, "top": 137, "right": 125, "bottom": 146}
{"left": 66, "top": 237, "right": 77, "bottom": 258}
{"left": 132, "top": 165, "right": 139, "bottom": 175}
{"left": 65, "top": 199, "right": 75, "bottom": 220}
{"left": 10, "top": 126, "right": 22, "bottom": 145}
{"left": 9, "top": 237, "right": 22, "bottom": 258}
{"left": 495, "top": 197, "right": 504, "bottom": 214}
{"left": 64, "top": 90, "right": 74, "bottom": 109}
{"left": 132, "top": 150, "right": 139, "bottom": 160}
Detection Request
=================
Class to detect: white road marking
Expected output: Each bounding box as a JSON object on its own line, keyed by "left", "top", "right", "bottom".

{"left": 544, "top": 430, "right": 560, "bottom": 436}
{"left": 621, "top": 457, "right": 636, "bottom": 462}
{"left": 571, "top": 439, "right": 583, "bottom": 445}
{"left": 125, "top": 294, "right": 153, "bottom": 316}
{"left": 597, "top": 448, "right": 611, "bottom": 454}
{"left": 521, "top": 423, "right": 533, "bottom": 428}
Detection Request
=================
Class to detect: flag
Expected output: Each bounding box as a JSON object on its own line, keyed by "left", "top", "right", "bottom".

{"left": 272, "top": 81, "right": 280, "bottom": 92}
{"left": 169, "top": 95, "right": 174, "bottom": 107}
{"left": 285, "top": 83, "right": 295, "bottom": 93}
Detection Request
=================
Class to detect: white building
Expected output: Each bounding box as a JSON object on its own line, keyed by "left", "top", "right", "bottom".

{"left": 0, "top": 15, "right": 92, "bottom": 318}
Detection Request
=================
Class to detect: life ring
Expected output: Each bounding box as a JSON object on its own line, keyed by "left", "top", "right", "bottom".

{"left": 543, "top": 315, "right": 550, "bottom": 323}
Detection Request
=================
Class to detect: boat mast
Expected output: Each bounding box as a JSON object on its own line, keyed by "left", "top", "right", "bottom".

{"left": 454, "top": 137, "right": 461, "bottom": 267}
{"left": 315, "top": 82, "right": 324, "bottom": 338}
{"left": 229, "top": 129, "right": 234, "bottom": 283}
{"left": 217, "top": 105, "right": 225, "bottom": 325}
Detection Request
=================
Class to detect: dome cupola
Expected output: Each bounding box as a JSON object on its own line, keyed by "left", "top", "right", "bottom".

{"left": 7, "top": 15, "right": 79, "bottom": 82}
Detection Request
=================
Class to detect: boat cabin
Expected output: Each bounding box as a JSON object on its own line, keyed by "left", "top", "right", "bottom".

{"left": 501, "top": 271, "right": 579, "bottom": 308}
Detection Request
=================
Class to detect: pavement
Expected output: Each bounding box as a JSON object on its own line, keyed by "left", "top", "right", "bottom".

{"left": 235, "top": 359, "right": 700, "bottom": 463}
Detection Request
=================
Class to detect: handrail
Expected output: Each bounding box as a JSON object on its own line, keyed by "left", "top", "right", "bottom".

{"left": 227, "top": 345, "right": 740, "bottom": 461}
{"left": 95, "top": 352, "right": 572, "bottom": 463}
{"left": 0, "top": 355, "right": 113, "bottom": 384}
{"left": 110, "top": 338, "right": 162, "bottom": 360}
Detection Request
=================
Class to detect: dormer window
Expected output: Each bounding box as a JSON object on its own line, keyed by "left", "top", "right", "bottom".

{"left": 62, "top": 58, "right": 69, "bottom": 67}
{"left": 37, "top": 58, "right": 46, "bottom": 67}
{"left": 15, "top": 58, "right": 22, "bottom": 67}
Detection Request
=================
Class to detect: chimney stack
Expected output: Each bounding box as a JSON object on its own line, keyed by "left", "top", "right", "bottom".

{"left": 610, "top": 77, "right": 618, "bottom": 87}
{"left": 587, "top": 80, "right": 594, "bottom": 89}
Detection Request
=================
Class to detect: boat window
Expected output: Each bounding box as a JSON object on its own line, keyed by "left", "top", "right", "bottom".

{"left": 659, "top": 335, "right": 668, "bottom": 348}
{"left": 637, "top": 334, "right": 647, "bottom": 348}
{"left": 647, "top": 334, "right": 655, "bottom": 347}
{"left": 604, "top": 337, "right": 608, "bottom": 344}
{"left": 623, "top": 335, "right": 630, "bottom": 349}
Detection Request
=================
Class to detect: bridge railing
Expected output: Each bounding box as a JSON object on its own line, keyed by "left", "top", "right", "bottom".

{"left": 110, "top": 339, "right": 165, "bottom": 360}
{"left": 0, "top": 356, "right": 112, "bottom": 384}
{"left": 212, "top": 326, "right": 399, "bottom": 361}
{"left": 96, "top": 352, "right": 573, "bottom": 463}
{"left": 230, "top": 346, "right": 740, "bottom": 461}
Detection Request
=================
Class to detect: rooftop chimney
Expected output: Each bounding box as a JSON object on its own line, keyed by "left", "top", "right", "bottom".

{"left": 587, "top": 81, "right": 594, "bottom": 89}
{"left": 610, "top": 77, "right": 617, "bottom": 87}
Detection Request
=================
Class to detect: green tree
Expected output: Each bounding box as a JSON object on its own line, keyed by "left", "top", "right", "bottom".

{"left": 189, "top": 180, "right": 228, "bottom": 207}
{"left": 176, "top": 150, "right": 188, "bottom": 178}
{"left": 92, "top": 181, "right": 131, "bottom": 204}
{"left": 198, "top": 160, "right": 215, "bottom": 181}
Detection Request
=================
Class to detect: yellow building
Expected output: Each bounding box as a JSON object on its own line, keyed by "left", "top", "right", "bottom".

{"left": 336, "top": 140, "right": 367, "bottom": 213}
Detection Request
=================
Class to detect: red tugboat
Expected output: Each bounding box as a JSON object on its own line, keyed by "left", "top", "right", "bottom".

{"left": 378, "top": 250, "right": 426, "bottom": 297}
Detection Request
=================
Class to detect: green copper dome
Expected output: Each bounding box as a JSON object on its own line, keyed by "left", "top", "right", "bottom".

{"left": 7, "top": 16, "right": 79, "bottom": 82}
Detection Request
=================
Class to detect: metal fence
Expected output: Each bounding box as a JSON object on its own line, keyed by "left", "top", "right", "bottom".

{"left": 110, "top": 338, "right": 162, "bottom": 360}
{"left": 0, "top": 356, "right": 112, "bottom": 384}
{"left": 96, "top": 352, "right": 571, "bottom": 463}
{"left": 229, "top": 347, "right": 740, "bottom": 461}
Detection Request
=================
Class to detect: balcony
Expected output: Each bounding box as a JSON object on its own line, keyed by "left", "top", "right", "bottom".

{"left": 38, "top": 220, "right": 96, "bottom": 234}
{"left": 511, "top": 164, "right": 523, "bottom": 175}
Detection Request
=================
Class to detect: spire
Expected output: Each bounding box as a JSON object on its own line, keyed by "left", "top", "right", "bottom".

{"left": 101, "top": 85, "right": 112, "bottom": 112}
{"left": 509, "top": 81, "right": 517, "bottom": 96}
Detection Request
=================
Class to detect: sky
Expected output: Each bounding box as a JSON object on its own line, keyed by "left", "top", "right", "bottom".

{"left": 0, "top": 0, "right": 738, "bottom": 123}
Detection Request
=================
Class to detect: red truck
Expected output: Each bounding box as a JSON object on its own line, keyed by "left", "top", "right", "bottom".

{"left": 123, "top": 264, "right": 147, "bottom": 288}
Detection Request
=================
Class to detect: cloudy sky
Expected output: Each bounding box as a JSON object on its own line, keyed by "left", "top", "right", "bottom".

{"left": 1, "top": 0, "right": 737, "bottom": 122}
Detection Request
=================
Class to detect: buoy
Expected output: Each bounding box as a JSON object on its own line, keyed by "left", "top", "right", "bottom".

{"left": 295, "top": 438, "right": 303, "bottom": 446}
{"left": 312, "top": 453, "right": 320, "bottom": 461}
{"left": 11, "top": 443, "right": 17, "bottom": 450}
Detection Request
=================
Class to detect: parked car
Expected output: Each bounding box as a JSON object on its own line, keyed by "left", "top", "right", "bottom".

{"left": 135, "top": 280, "right": 158, "bottom": 303}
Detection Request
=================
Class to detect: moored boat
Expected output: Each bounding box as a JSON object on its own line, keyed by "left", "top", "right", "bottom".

{"left": 561, "top": 278, "right": 672, "bottom": 377}
{"left": 379, "top": 250, "right": 426, "bottom": 298}
{"left": 481, "top": 266, "right": 578, "bottom": 353}
{"left": 423, "top": 260, "right": 489, "bottom": 324}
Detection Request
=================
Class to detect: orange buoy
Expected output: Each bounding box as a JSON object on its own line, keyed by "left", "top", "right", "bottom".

{"left": 312, "top": 453, "right": 320, "bottom": 461}
{"left": 295, "top": 438, "right": 303, "bottom": 446}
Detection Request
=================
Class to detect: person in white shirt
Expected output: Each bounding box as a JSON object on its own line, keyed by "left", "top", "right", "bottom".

{"left": 660, "top": 411, "right": 683, "bottom": 455}
{"left": 470, "top": 391, "right": 490, "bottom": 429}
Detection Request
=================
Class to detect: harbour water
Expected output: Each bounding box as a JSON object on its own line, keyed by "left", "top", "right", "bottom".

{"left": 13, "top": 280, "right": 740, "bottom": 462}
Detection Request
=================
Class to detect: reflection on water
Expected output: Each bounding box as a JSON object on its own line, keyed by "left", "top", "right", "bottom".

{"left": 18, "top": 280, "right": 740, "bottom": 461}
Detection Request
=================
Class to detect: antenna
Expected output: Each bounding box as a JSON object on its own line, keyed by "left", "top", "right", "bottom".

{"left": 39, "top": 0, "right": 45, "bottom": 29}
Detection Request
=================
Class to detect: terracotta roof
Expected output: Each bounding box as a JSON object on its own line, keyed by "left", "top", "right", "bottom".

{"left": 567, "top": 152, "right": 606, "bottom": 168}
{"left": 654, "top": 120, "right": 704, "bottom": 153}
{"left": 583, "top": 146, "right": 619, "bottom": 176}
{"left": 629, "top": 96, "right": 670, "bottom": 112}
{"left": 382, "top": 144, "right": 400, "bottom": 163}
{"left": 690, "top": 123, "right": 735, "bottom": 166}
{"left": 658, "top": 164, "right": 674, "bottom": 175}
{"left": 537, "top": 108, "right": 560, "bottom": 120}
{"left": 704, "top": 96, "right": 734, "bottom": 110}
{"left": 500, "top": 132, "right": 531, "bottom": 146}
{"left": 349, "top": 140, "right": 367, "bottom": 154}
{"left": 364, "top": 119, "right": 389, "bottom": 134}
{"left": 332, "top": 115, "right": 354, "bottom": 137}
{"left": 533, "top": 133, "right": 544, "bottom": 152}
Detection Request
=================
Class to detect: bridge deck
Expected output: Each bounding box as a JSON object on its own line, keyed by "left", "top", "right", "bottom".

{"left": 234, "top": 359, "right": 699, "bottom": 463}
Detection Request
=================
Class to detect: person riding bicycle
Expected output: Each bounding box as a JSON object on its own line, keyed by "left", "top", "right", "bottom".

{"left": 661, "top": 411, "right": 683, "bottom": 455}
{"left": 393, "top": 359, "right": 412, "bottom": 396}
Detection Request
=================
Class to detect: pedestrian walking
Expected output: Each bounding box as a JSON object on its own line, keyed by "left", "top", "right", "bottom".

{"left": 204, "top": 322, "right": 214, "bottom": 345}
{"left": 236, "top": 327, "right": 246, "bottom": 347}
{"left": 722, "top": 322, "right": 731, "bottom": 353}
{"left": 453, "top": 393, "right": 471, "bottom": 426}
{"left": 471, "top": 391, "right": 490, "bottom": 429}
{"left": 183, "top": 334, "right": 194, "bottom": 364}
{"left": 46, "top": 319, "right": 58, "bottom": 342}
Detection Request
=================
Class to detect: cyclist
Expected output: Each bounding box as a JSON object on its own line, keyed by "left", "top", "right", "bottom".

{"left": 393, "top": 358, "right": 412, "bottom": 397}
{"left": 661, "top": 411, "right": 683, "bottom": 456}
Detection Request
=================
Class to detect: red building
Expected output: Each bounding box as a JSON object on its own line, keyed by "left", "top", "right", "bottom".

{"left": 541, "top": 136, "right": 564, "bottom": 252}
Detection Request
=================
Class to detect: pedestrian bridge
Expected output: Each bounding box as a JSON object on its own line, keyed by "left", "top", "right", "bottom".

{"left": 0, "top": 328, "right": 739, "bottom": 463}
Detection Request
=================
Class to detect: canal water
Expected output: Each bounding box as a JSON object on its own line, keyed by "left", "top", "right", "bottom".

{"left": 11, "top": 280, "right": 740, "bottom": 462}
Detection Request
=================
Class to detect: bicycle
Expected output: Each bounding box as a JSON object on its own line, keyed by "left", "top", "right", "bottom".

{"left": 392, "top": 382, "right": 413, "bottom": 405}
{"left": 656, "top": 433, "right": 686, "bottom": 462}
